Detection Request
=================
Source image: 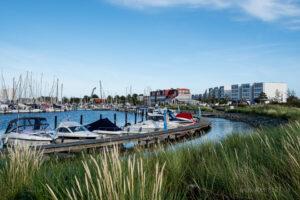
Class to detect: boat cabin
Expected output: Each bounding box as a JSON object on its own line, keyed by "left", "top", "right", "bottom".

{"left": 5, "top": 117, "right": 50, "bottom": 134}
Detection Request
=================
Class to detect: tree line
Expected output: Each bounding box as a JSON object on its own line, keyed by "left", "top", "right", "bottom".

{"left": 61, "top": 94, "right": 144, "bottom": 105}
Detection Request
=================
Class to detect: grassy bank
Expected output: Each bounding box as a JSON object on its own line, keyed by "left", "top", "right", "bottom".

{"left": 227, "top": 105, "right": 300, "bottom": 120}
{"left": 1, "top": 120, "right": 300, "bottom": 199}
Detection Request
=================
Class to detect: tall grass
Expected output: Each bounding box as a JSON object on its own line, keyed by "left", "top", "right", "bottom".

{"left": 1, "top": 122, "right": 300, "bottom": 199}
{"left": 228, "top": 105, "right": 300, "bottom": 120}
{"left": 46, "top": 147, "right": 166, "bottom": 200}
{"left": 0, "top": 146, "right": 43, "bottom": 199}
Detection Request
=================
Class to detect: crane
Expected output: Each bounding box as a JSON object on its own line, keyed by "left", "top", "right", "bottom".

{"left": 91, "top": 87, "right": 97, "bottom": 98}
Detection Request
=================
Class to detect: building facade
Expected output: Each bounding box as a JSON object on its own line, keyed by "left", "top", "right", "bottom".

{"left": 231, "top": 84, "right": 240, "bottom": 101}
{"left": 240, "top": 83, "right": 252, "bottom": 101}
{"left": 204, "top": 82, "right": 288, "bottom": 103}
{"left": 150, "top": 88, "right": 192, "bottom": 105}
{"left": 219, "top": 86, "right": 231, "bottom": 99}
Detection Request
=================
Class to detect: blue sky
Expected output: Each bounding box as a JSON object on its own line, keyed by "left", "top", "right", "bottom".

{"left": 0, "top": 0, "right": 300, "bottom": 97}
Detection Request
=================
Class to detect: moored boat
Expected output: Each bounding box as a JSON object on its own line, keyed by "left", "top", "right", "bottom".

{"left": 1, "top": 117, "right": 56, "bottom": 147}
{"left": 56, "top": 121, "right": 100, "bottom": 143}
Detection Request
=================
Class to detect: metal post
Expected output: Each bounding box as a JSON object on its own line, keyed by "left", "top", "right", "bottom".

{"left": 198, "top": 107, "right": 202, "bottom": 120}
{"left": 114, "top": 113, "right": 117, "bottom": 125}
{"left": 80, "top": 115, "right": 83, "bottom": 125}
{"left": 100, "top": 114, "right": 103, "bottom": 120}
{"left": 134, "top": 111, "right": 137, "bottom": 124}
{"left": 54, "top": 116, "right": 57, "bottom": 129}
{"left": 125, "top": 111, "right": 128, "bottom": 126}
{"left": 145, "top": 109, "right": 148, "bottom": 120}
{"left": 164, "top": 110, "right": 168, "bottom": 132}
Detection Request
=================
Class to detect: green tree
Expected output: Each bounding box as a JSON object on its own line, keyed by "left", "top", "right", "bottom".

{"left": 126, "top": 94, "right": 132, "bottom": 104}
{"left": 107, "top": 95, "right": 113, "bottom": 104}
{"left": 91, "top": 94, "right": 99, "bottom": 99}
{"left": 255, "top": 92, "right": 268, "bottom": 104}
{"left": 83, "top": 95, "right": 90, "bottom": 103}
{"left": 62, "top": 97, "right": 69, "bottom": 103}
{"left": 114, "top": 95, "right": 120, "bottom": 104}
{"left": 70, "top": 97, "right": 81, "bottom": 104}
{"left": 120, "top": 96, "right": 126, "bottom": 105}
{"left": 287, "top": 89, "right": 300, "bottom": 107}
{"left": 132, "top": 94, "right": 139, "bottom": 105}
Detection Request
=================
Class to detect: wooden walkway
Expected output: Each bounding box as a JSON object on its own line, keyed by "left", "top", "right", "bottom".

{"left": 40, "top": 119, "right": 211, "bottom": 154}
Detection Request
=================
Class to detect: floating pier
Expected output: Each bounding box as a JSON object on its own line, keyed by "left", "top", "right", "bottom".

{"left": 40, "top": 119, "right": 211, "bottom": 154}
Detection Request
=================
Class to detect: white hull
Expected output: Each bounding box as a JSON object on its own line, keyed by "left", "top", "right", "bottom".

{"left": 124, "top": 120, "right": 180, "bottom": 134}
{"left": 5, "top": 138, "right": 52, "bottom": 147}
{"left": 55, "top": 137, "right": 98, "bottom": 143}
{"left": 93, "top": 130, "right": 124, "bottom": 137}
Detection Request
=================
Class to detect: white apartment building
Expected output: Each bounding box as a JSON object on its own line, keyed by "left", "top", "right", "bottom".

{"left": 213, "top": 87, "right": 219, "bottom": 99}
{"left": 204, "top": 82, "right": 288, "bottom": 103}
{"left": 252, "top": 82, "right": 288, "bottom": 103}
{"left": 219, "top": 85, "right": 231, "bottom": 99}
{"left": 240, "top": 83, "right": 252, "bottom": 101}
{"left": 231, "top": 84, "right": 239, "bottom": 101}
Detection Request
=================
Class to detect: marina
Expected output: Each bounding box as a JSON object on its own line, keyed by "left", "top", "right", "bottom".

{"left": 0, "top": 108, "right": 254, "bottom": 154}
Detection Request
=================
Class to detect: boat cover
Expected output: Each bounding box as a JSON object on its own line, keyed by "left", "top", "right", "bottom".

{"left": 85, "top": 118, "right": 122, "bottom": 131}
{"left": 176, "top": 112, "right": 193, "bottom": 120}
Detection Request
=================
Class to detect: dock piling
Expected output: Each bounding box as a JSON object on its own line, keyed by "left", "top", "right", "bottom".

{"left": 125, "top": 111, "right": 128, "bottom": 125}
{"left": 114, "top": 113, "right": 117, "bottom": 125}
{"left": 145, "top": 109, "right": 148, "bottom": 120}
{"left": 80, "top": 115, "right": 83, "bottom": 125}
{"left": 54, "top": 116, "right": 57, "bottom": 129}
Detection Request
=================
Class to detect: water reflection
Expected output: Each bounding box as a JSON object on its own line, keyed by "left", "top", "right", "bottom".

{"left": 172, "top": 117, "right": 253, "bottom": 149}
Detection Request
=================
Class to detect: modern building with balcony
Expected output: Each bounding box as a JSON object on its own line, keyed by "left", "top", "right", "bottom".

{"left": 231, "top": 84, "right": 240, "bottom": 101}
{"left": 240, "top": 83, "right": 252, "bottom": 101}
{"left": 213, "top": 87, "right": 219, "bottom": 99}
{"left": 219, "top": 86, "right": 231, "bottom": 99}
{"left": 252, "top": 82, "right": 288, "bottom": 103}
{"left": 203, "top": 82, "right": 288, "bottom": 104}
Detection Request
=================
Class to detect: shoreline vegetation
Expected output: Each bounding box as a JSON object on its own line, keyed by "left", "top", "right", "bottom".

{"left": 1, "top": 105, "right": 300, "bottom": 199}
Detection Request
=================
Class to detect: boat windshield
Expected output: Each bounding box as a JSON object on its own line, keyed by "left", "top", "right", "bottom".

{"left": 69, "top": 126, "right": 88, "bottom": 132}
{"left": 6, "top": 118, "right": 50, "bottom": 134}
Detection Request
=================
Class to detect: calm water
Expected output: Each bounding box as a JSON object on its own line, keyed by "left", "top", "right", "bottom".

{"left": 172, "top": 117, "right": 253, "bottom": 149}
{"left": 0, "top": 110, "right": 141, "bottom": 134}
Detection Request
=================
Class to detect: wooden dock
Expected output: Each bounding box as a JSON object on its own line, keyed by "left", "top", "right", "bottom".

{"left": 40, "top": 119, "right": 211, "bottom": 154}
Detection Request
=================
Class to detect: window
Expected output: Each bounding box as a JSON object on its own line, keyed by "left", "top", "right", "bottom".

{"left": 69, "top": 126, "right": 87, "bottom": 132}
{"left": 58, "top": 127, "right": 70, "bottom": 133}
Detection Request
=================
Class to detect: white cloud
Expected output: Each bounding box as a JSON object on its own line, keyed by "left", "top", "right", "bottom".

{"left": 108, "top": 0, "right": 300, "bottom": 22}
{"left": 240, "top": 0, "right": 300, "bottom": 21}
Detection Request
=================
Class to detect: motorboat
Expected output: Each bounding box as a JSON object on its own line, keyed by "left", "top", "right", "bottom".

{"left": 1, "top": 117, "right": 56, "bottom": 147}
{"left": 56, "top": 121, "right": 100, "bottom": 143}
{"left": 85, "top": 118, "right": 124, "bottom": 137}
{"left": 171, "top": 112, "right": 197, "bottom": 125}
{"left": 124, "top": 111, "right": 180, "bottom": 134}
{"left": 124, "top": 120, "right": 180, "bottom": 134}
{"left": 148, "top": 109, "right": 197, "bottom": 126}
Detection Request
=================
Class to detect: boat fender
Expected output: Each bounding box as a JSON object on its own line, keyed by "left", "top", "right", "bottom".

{"left": 2, "top": 137, "right": 8, "bottom": 146}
